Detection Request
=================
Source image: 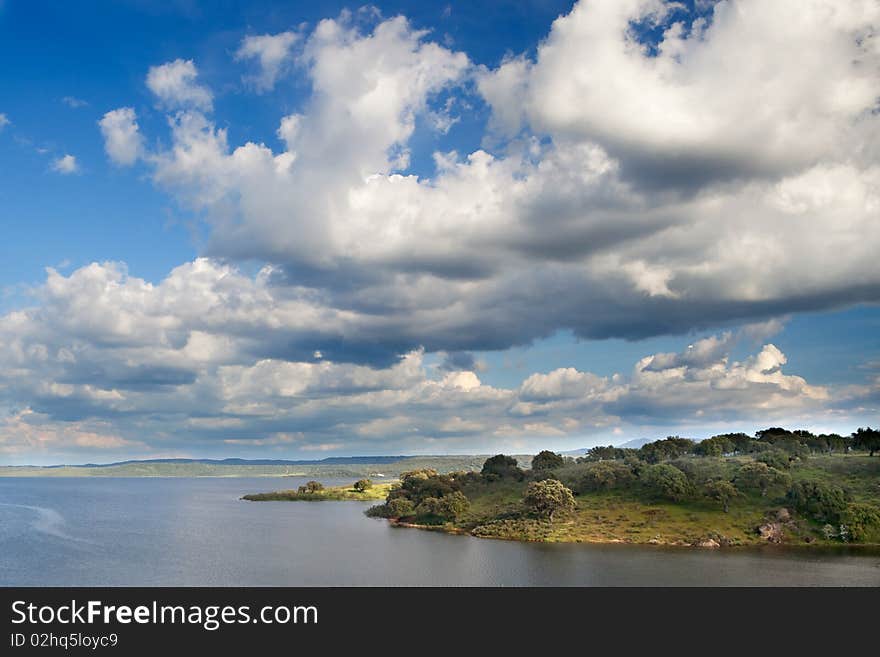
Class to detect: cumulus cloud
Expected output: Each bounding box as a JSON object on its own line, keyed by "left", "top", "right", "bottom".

{"left": 3, "top": 3, "right": 879, "bottom": 459}
{"left": 146, "top": 59, "right": 213, "bottom": 111}
{"left": 235, "top": 31, "right": 299, "bottom": 92}
{"left": 479, "top": 0, "right": 880, "bottom": 186}
{"left": 0, "top": 260, "right": 862, "bottom": 460}
{"left": 98, "top": 108, "right": 144, "bottom": 166}
{"left": 125, "top": 5, "right": 880, "bottom": 359}
{"left": 0, "top": 113, "right": 9, "bottom": 130}
{"left": 51, "top": 154, "right": 78, "bottom": 174}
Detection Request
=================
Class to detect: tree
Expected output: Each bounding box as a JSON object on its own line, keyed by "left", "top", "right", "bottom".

{"left": 703, "top": 479, "right": 740, "bottom": 513}
{"left": 578, "top": 461, "right": 635, "bottom": 492}
{"left": 639, "top": 437, "right": 695, "bottom": 463}
{"left": 385, "top": 498, "right": 415, "bottom": 518}
{"left": 531, "top": 450, "right": 565, "bottom": 471}
{"left": 353, "top": 479, "right": 373, "bottom": 493}
{"left": 735, "top": 462, "right": 790, "bottom": 497}
{"left": 523, "top": 479, "right": 576, "bottom": 521}
{"left": 641, "top": 464, "right": 691, "bottom": 501}
{"left": 481, "top": 454, "right": 524, "bottom": 480}
{"left": 786, "top": 481, "right": 850, "bottom": 523}
{"left": 581, "top": 445, "right": 626, "bottom": 462}
{"left": 852, "top": 427, "right": 880, "bottom": 456}
{"left": 415, "top": 491, "right": 470, "bottom": 522}
{"left": 841, "top": 503, "right": 880, "bottom": 542}
{"left": 756, "top": 449, "right": 790, "bottom": 470}
{"left": 298, "top": 481, "right": 324, "bottom": 494}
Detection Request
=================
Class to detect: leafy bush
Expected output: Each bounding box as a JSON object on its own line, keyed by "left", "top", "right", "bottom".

{"left": 641, "top": 464, "right": 691, "bottom": 502}
{"left": 531, "top": 450, "right": 565, "bottom": 471}
{"left": 297, "top": 480, "right": 324, "bottom": 494}
{"left": 481, "top": 454, "right": 524, "bottom": 480}
{"left": 756, "top": 449, "right": 791, "bottom": 471}
{"left": 577, "top": 461, "right": 635, "bottom": 492}
{"left": 786, "top": 481, "right": 850, "bottom": 524}
{"left": 523, "top": 479, "right": 576, "bottom": 520}
{"left": 840, "top": 503, "right": 880, "bottom": 541}
{"left": 353, "top": 479, "right": 373, "bottom": 492}
{"left": 702, "top": 479, "right": 740, "bottom": 513}
{"left": 734, "top": 462, "right": 791, "bottom": 497}
{"left": 638, "top": 437, "right": 696, "bottom": 463}
{"left": 415, "top": 491, "right": 470, "bottom": 523}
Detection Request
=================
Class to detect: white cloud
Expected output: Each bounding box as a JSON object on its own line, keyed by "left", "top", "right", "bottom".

{"left": 0, "top": 113, "right": 9, "bottom": 130}
{"left": 235, "top": 31, "right": 299, "bottom": 92}
{"left": 0, "top": 259, "right": 860, "bottom": 458}
{"left": 479, "top": 0, "right": 880, "bottom": 184}
{"left": 98, "top": 107, "right": 144, "bottom": 166}
{"left": 62, "top": 96, "right": 88, "bottom": 108}
{"left": 146, "top": 59, "right": 213, "bottom": 111}
{"left": 126, "top": 6, "right": 879, "bottom": 354}
{"left": 51, "top": 154, "right": 79, "bottom": 174}
{"left": 2, "top": 3, "right": 879, "bottom": 458}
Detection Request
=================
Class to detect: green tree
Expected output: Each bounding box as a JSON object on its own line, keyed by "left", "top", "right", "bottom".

{"left": 385, "top": 497, "right": 415, "bottom": 518}
{"left": 852, "top": 427, "right": 880, "bottom": 456}
{"left": 735, "top": 462, "right": 790, "bottom": 497}
{"left": 578, "top": 461, "right": 635, "bottom": 492}
{"left": 756, "top": 449, "right": 790, "bottom": 470}
{"left": 639, "top": 437, "right": 695, "bottom": 463}
{"left": 641, "top": 463, "right": 691, "bottom": 501}
{"left": 581, "top": 445, "right": 626, "bottom": 462}
{"left": 841, "top": 503, "right": 880, "bottom": 542}
{"left": 786, "top": 481, "right": 850, "bottom": 523}
{"left": 523, "top": 479, "right": 576, "bottom": 521}
{"left": 481, "top": 454, "right": 524, "bottom": 480}
{"left": 415, "top": 491, "right": 470, "bottom": 523}
{"left": 353, "top": 479, "right": 373, "bottom": 493}
{"left": 298, "top": 480, "right": 324, "bottom": 494}
{"left": 531, "top": 450, "right": 565, "bottom": 471}
{"left": 703, "top": 479, "right": 739, "bottom": 513}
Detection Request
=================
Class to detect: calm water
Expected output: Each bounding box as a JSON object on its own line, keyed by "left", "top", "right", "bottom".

{"left": 1, "top": 477, "right": 879, "bottom": 586}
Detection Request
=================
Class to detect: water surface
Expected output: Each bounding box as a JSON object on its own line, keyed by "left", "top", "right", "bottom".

{"left": 2, "top": 477, "right": 878, "bottom": 586}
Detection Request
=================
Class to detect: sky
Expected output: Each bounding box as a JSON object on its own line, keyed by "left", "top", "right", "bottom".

{"left": 0, "top": 0, "right": 878, "bottom": 464}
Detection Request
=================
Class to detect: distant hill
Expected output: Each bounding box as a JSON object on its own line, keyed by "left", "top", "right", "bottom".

{"left": 57, "top": 456, "right": 408, "bottom": 468}
{"left": 561, "top": 437, "right": 653, "bottom": 456}
{"left": 0, "top": 454, "right": 508, "bottom": 479}
{"left": 618, "top": 438, "right": 653, "bottom": 449}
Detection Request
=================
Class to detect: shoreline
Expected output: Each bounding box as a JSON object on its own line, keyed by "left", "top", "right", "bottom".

{"left": 384, "top": 517, "right": 880, "bottom": 551}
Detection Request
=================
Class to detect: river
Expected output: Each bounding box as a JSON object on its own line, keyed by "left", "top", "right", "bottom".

{"left": 2, "top": 477, "right": 878, "bottom": 586}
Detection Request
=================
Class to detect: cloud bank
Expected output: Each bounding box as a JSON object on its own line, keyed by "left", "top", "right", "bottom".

{"left": 3, "top": 1, "right": 879, "bottom": 460}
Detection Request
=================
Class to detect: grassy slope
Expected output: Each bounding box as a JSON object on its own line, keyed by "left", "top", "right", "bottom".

{"left": 440, "top": 454, "right": 880, "bottom": 546}
{"left": 242, "top": 481, "right": 395, "bottom": 502}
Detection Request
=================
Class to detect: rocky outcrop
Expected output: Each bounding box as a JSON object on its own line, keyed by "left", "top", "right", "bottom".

{"left": 757, "top": 522, "right": 784, "bottom": 543}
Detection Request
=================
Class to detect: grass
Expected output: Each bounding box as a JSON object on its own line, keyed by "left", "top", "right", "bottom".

{"left": 409, "top": 454, "right": 880, "bottom": 547}
{"left": 242, "top": 481, "right": 395, "bottom": 502}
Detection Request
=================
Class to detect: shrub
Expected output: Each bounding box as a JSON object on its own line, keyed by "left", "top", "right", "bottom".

{"left": 297, "top": 480, "right": 324, "bottom": 494}
{"left": 415, "top": 491, "right": 470, "bottom": 523}
{"left": 641, "top": 464, "right": 691, "bottom": 502}
{"left": 703, "top": 479, "right": 740, "bottom": 513}
{"left": 841, "top": 503, "right": 880, "bottom": 541}
{"left": 756, "top": 449, "right": 791, "bottom": 471}
{"left": 531, "top": 450, "right": 565, "bottom": 471}
{"left": 578, "top": 461, "right": 635, "bottom": 492}
{"left": 481, "top": 454, "right": 524, "bottom": 480}
{"left": 523, "top": 479, "right": 576, "bottom": 521}
{"left": 786, "top": 481, "right": 850, "bottom": 524}
{"left": 735, "top": 462, "right": 791, "bottom": 497}
{"left": 353, "top": 479, "right": 373, "bottom": 492}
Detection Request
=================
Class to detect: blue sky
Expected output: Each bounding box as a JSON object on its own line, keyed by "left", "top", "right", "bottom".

{"left": 1, "top": 0, "right": 878, "bottom": 463}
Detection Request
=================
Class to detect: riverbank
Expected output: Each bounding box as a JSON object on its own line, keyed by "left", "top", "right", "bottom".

{"left": 364, "top": 451, "right": 880, "bottom": 548}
